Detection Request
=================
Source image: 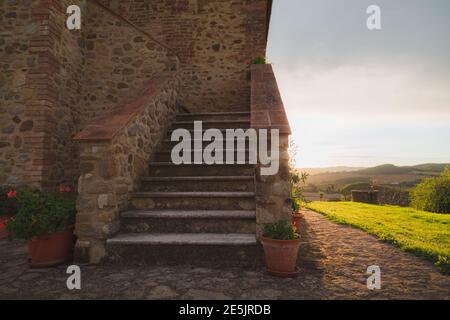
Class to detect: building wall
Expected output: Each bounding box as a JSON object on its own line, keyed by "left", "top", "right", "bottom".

{"left": 80, "top": 1, "right": 177, "bottom": 127}
{"left": 0, "top": 0, "right": 177, "bottom": 189}
{"left": 0, "top": 0, "right": 56, "bottom": 188}
{"left": 0, "top": 0, "right": 34, "bottom": 186}
{"left": 48, "top": 0, "right": 87, "bottom": 188}
{"left": 96, "top": 0, "right": 270, "bottom": 113}
{"left": 1, "top": 0, "right": 270, "bottom": 189}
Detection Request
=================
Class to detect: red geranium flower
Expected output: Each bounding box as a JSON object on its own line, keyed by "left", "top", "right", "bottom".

{"left": 0, "top": 216, "right": 11, "bottom": 228}
{"left": 59, "top": 185, "right": 72, "bottom": 193}
{"left": 7, "top": 190, "right": 17, "bottom": 198}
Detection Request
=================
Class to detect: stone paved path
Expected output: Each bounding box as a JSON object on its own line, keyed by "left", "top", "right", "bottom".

{"left": 1, "top": 210, "right": 449, "bottom": 300}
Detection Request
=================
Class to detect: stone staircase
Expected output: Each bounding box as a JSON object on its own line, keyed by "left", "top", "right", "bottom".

{"left": 106, "top": 111, "right": 262, "bottom": 267}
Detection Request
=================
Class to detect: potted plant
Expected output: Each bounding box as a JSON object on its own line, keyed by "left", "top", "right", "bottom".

{"left": 260, "top": 220, "right": 301, "bottom": 277}
{"left": 6, "top": 186, "right": 76, "bottom": 267}
{"left": 0, "top": 187, "right": 19, "bottom": 240}
{"left": 291, "top": 197, "right": 303, "bottom": 234}
{"left": 289, "top": 169, "right": 309, "bottom": 234}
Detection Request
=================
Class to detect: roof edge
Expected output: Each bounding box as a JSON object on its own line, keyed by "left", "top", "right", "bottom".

{"left": 266, "top": 0, "right": 273, "bottom": 42}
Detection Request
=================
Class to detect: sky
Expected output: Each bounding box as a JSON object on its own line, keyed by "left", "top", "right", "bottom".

{"left": 267, "top": 0, "right": 450, "bottom": 168}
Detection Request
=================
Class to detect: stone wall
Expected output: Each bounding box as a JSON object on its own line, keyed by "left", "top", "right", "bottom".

{"left": 79, "top": 1, "right": 178, "bottom": 127}
{"left": 0, "top": 0, "right": 37, "bottom": 186}
{"left": 0, "top": 0, "right": 83, "bottom": 189}
{"left": 96, "top": 0, "right": 271, "bottom": 113}
{"left": 74, "top": 72, "right": 180, "bottom": 263}
{"left": 0, "top": 0, "right": 178, "bottom": 190}
{"left": 255, "top": 134, "right": 291, "bottom": 236}
{"left": 48, "top": 0, "right": 87, "bottom": 189}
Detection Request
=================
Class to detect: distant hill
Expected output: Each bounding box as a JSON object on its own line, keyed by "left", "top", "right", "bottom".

{"left": 299, "top": 166, "right": 365, "bottom": 175}
{"left": 412, "top": 163, "right": 450, "bottom": 172}
{"left": 357, "top": 164, "right": 414, "bottom": 175}
{"left": 356, "top": 163, "right": 449, "bottom": 175}
{"left": 301, "top": 163, "right": 449, "bottom": 191}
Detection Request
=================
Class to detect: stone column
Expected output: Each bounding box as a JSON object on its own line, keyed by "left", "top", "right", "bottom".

{"left": 74, "top": 142, "right": 122, "bottom": 263}
{"left": 255, "top": 134, "right": 291, "bottom": 236}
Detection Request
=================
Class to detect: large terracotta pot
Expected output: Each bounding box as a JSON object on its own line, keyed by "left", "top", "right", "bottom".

{"left": 28, "top": 227, "right": 74, "bottom": 268}
{"left": 260, "top": 236, "right": 301, "bottom": 277}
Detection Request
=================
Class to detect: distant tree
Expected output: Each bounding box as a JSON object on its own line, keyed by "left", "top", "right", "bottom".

{"left": 304, "top": 184, "right": 319, "bottom": 193}
{"left": 410, "top": 168, "right": 450, "bottom": 213}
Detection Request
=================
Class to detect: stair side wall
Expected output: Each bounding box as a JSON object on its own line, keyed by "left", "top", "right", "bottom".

{"left": 251, "top": 65, "right": 293, "bottom": 236}
{"left": 255, "top": 134, "right": 292, "bottom": 236}
{"left": 74, "top": 73, "right": 181, "bottom": 264}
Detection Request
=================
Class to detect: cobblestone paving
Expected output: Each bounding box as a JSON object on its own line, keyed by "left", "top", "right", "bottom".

{"left": 1, "top": 210, "right": 449, "bottom": 300}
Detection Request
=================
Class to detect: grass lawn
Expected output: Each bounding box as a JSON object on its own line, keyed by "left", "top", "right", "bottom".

{"left": 306, "top": 202, "right": 450, "bottom": 274}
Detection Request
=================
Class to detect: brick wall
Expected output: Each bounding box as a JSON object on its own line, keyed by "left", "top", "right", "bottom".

{"left": 96, "top": 0, "right": 271, "bottom": 113}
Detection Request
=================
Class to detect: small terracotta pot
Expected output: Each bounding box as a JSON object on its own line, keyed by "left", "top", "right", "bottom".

{"left": 260, "top": 236, "right": 301, "bottom": 277}
{"left": 28, "top": 226, "right": 75, "bottom": 268}
{"left": 292, "top": 212, "right": 303, "bottom": 234}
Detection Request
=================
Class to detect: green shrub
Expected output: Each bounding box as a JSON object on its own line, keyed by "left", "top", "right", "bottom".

{"left": 6, "top": 189, "right": 76, "bottom": 239}
{"left": 291, "top": 197, "right": 301, "bottom": 213}
{"left": 410, "top": 168, "right": 450, "bottom": 213}
{"left": 263, "top": 220, "right": 299, "bottom": 240}
{"left": 252, "top": 56, "right": 266, "bottom": 65}
{"left": 435, "top": 256, "right": 450, "bottom": 275}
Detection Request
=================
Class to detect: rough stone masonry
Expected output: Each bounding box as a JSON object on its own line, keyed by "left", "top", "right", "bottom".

{"left": 1, "top": 0, "right": 293, "bottom": 264}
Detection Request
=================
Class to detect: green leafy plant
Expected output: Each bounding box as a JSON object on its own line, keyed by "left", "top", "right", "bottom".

{"left": 252, "top": 56, "right": 266, "bottom": 65}
{"left": 410, "top": 167, "right": 450, "bottom": 213}
{"left": 6, "top": 189, "right": 76, "bottom": 239}
{"left": 288, "top": 139, "right": 309, "bottom": 212}
{"left": 263, "top": 220, "right": 299, "bottom": 240}
{"left": 435, "top": 256, "right": 450, "bottom": 275}
{"left": 291, "top": 197, "right": 301, "bottom": 213}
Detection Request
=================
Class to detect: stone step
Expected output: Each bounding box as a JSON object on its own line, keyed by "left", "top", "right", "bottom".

{"left": 171, "top": 120, "right": 250, "bottom": 130}
{"left": 120, "top": 210, "right": 256, "bottom": 233}
{"left": 106, "top": 233, "right": 262, "bottom": 267}
{"left": 140, "top": 176, "right": 254, "bottom": 192}
{"left": 154, "top": 149, "right": 255, "bottom": 162}
{"left": 159, "top": 138, "right": 252, "bottom": 150}
{"left": 130, "top": 192, "right": 255, "bottom": 210}
{"left": 176, "top": 112, "right": 250, "bottom": 122}
{"left": 167, "top": 129, "right": 258, "bottom": 138}
{"left": 148, "top": 162, "right": 254, "bottom": 177}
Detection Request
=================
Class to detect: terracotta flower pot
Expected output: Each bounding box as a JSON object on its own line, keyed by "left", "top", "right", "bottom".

{"left": 292, "top": 212, "right": 303, "bottom": 234}
{"left": 260, "top": 236, "right": 301, "bottom": 277}
{"left": 0, "top": 225, "right": 9, "bottom": 240}
{"left": 28, "top": 227, "right": 75, "bottom": 268}
{"left": 0, "top": 216, "right": 11, "bottom": 240}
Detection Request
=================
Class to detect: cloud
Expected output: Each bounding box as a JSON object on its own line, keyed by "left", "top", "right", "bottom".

{"left": 275, "top": 63, "right": 450, "bottom": 123}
